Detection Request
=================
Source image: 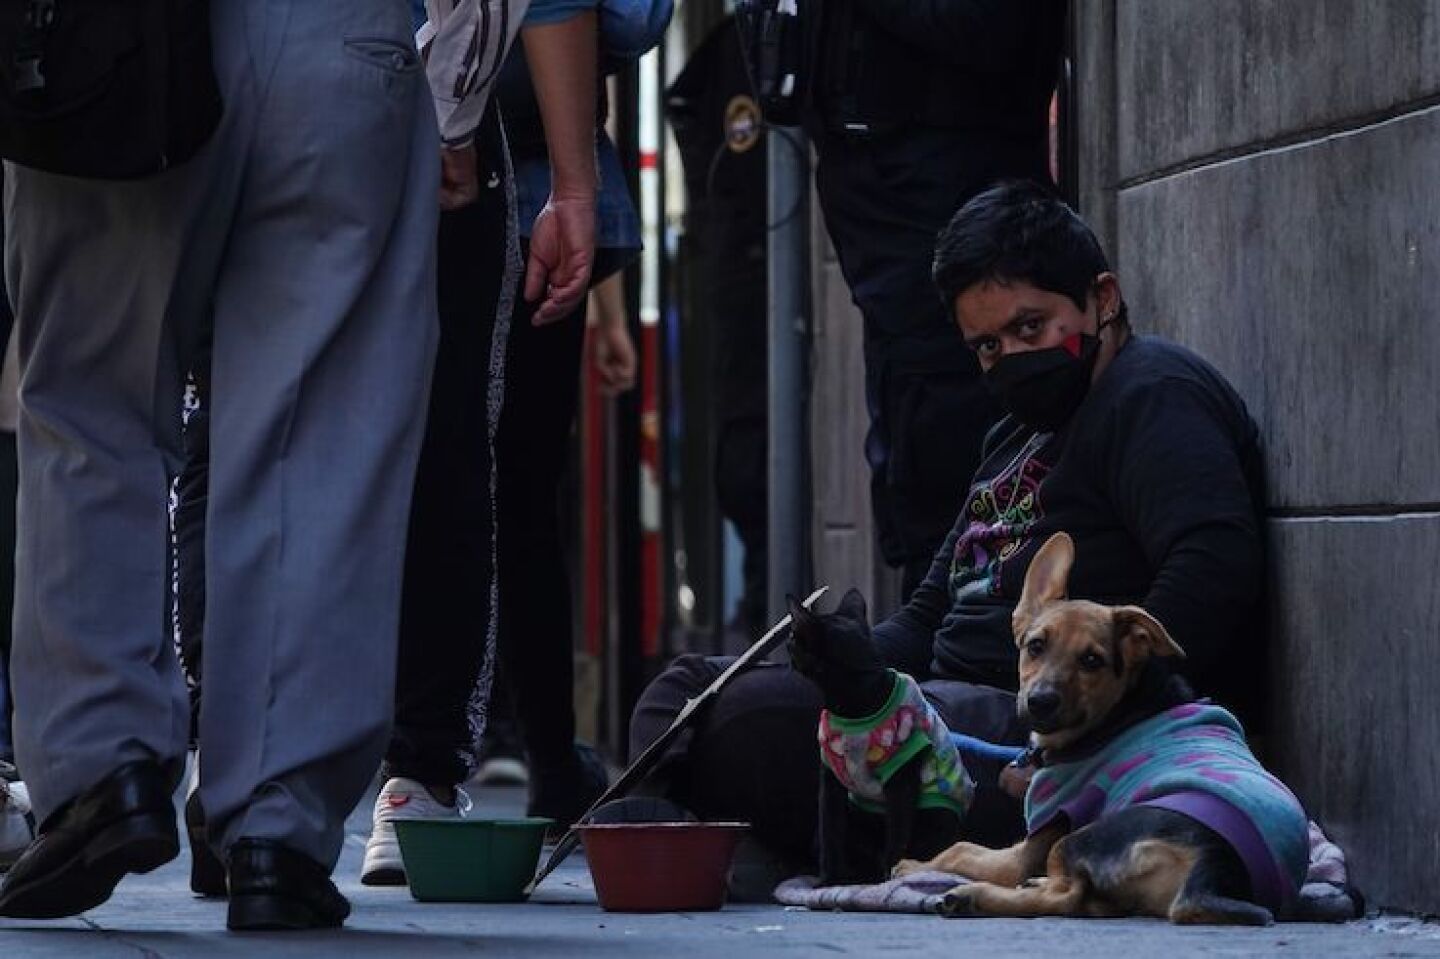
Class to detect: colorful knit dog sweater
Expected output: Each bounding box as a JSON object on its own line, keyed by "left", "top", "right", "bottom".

{"left": 1025, "top": 702, "right": 1309, "bottom": 911}
{"left": 818, "top": 671, "right": 974, "bottom": 817}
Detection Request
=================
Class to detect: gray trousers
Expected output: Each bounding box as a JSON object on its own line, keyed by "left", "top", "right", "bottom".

{"left": 3, "top": 0, "right": 439, "bottom": 867}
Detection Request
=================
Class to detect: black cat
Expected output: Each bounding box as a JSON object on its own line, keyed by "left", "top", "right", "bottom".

{"left": 788, "top": 590, "right": 962, "bottom": 885}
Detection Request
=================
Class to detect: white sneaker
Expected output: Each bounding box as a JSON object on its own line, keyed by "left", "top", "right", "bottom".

{"left": 0, "top": 777, "right": 34, "bottom": 871}
{"left": 474, "top": 755, "right": 529, "bottom": 787}
{"left": 360, "top": 777, "right": 470, "bottom": 886}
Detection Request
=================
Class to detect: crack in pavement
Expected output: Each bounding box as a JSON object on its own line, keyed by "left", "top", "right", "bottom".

{"left": 77, "top": 916, "right": 167, "bottom": 959}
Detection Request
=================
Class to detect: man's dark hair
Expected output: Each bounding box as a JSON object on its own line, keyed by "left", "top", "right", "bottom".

{"left": 933, "top": 180, "right": 1111, "bottom": 314}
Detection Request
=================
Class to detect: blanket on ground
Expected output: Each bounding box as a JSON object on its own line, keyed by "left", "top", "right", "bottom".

{"left": 774, "top": 819, "right": 1361, "bottom": 920}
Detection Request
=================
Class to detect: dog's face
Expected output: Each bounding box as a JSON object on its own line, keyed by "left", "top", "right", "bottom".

{"left": 1011, "top": 533, "right": 1185, "bottom": 750}
{"left": 788, "top": 589, "right": 890, "bottom": 715}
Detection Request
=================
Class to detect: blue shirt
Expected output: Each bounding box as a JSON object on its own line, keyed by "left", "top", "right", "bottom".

{"left": 412, "top": 0, "right": 594, "bottom": 30}
{"left": 513, "top": 133, "right": 641, "bottom": 260}
{"left": 524, "top": 0, "right": 597, "bottom": 24}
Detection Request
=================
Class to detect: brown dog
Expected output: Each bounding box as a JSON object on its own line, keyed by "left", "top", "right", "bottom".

{"left": 894, "top": 532, "right": 1311, "bottom": 924}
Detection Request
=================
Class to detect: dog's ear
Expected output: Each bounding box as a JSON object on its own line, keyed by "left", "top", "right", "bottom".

{"left": 835, "top": 588, "right": 868, "bottom": 627}
{"left": 1012, "top": 532, "right": 1075, "bottom": 640}
{"left": 1112, "top": 606, "right": 1186, "bottom": 663}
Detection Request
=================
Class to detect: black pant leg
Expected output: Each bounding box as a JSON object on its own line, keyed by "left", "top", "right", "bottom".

{"left": 630, "top": 657, "right": 1029, "bottom": 863}
{"left": 630, "top": 656, "right": 824, "bottom": 863}
{"left": 714, "top": 416, "right": 768, "bottom": 633}
{"left": 920, "top": 679, "right": 1027, "bottom": 847}
{"left": 386, "top": 126, "right": 508, "bottom": 787}
{"left": 494, "top": 281, "right": 586, "bottom": 774}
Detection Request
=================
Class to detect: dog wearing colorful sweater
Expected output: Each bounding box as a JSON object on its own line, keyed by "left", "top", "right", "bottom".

{"left": 789, "top": 591, "right": 973, "bottom": 885}
{"left": 893, "top": 533, "right": 1312, "bottom": 924}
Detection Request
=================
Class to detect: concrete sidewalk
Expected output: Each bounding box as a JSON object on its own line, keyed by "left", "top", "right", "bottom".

{"left": 2, "top": 784, "right": 1437, "bottom": 958}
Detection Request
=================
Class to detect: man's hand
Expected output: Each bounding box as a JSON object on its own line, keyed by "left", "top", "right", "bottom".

{"left": 525, "top": 193, "right": 595, "bottom": 325}
{"left": 999, "top": 762, "right": 1035, "bottom": 801}
{"left": 588, "top": 272, "right": 637, "bottom": 395}
{"left": 440, "top": 144, "right": 480, "bottom": 211}
{"left": 593, "top": 317, "right": 637, "bottom": 396}
{"left": 521, "top": 12, "right": 597, "bottom": 324}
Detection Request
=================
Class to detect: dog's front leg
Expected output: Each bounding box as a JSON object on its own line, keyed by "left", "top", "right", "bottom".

{"left": 939, "top": 836, "right": 1089, "bottom": 918}
{"left": 938, "top": 877, "right": 1088, "bottom": 918}
{"left": 894, "top": 821, "right": 1065, "bottom": 887}
{"left": 880, "top": 754, "right": 922, "bottom": 871}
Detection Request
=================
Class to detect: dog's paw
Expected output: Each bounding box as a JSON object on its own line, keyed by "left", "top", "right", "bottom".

{"left": 891, "top": 858, "right": 928, "bottom": 879}
{"left": 938, "top": 884, "right": 981, "bottom": 918}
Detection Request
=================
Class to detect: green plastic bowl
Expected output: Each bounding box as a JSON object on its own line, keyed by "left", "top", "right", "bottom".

{"left": 393, "top": 817, "right": 553, "bottom": 903}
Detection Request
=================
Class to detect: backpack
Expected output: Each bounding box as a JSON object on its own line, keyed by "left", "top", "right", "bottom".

{"left": 0, "top": 0, "right": 222, "bottom": 180}
{"left": 733, "top": 0, "right": 806, "bottom": 126}
{"left": 599, "top": 0, "right": 674, "bottom": 63}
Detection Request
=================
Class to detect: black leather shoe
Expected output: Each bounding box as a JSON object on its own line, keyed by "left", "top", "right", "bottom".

{"left": 0, "top": 760, "right": 179, "bottom": 919}
{"left": 184, "top": 790, "right": 227, "bottom": 898}
{"left": 226, "top": 840, "right": 350, "bottom": 931}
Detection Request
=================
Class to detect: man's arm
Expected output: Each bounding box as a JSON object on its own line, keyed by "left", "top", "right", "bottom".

{"left": 849, "top": 0, "right": 1049, "bottom": 71}
{"left": 422, "top": 0, "right": 532, "bottom": 209}
{"left": 589, "top": 271, "right": 638, "bottom": 396}
{"left": 521, "top": 9, "right": 599, "bottom": 324}
{"left": 423, "top": 0, "right": 531, "bottom": 148}
{"left": 1103, "top": 377, "right": 1264, "bottom": 683}
{"left": 871, "top": 525, "right": 963, "bottom": 679}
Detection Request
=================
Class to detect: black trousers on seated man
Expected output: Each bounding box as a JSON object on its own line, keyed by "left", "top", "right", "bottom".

{"left": 628, "top": 655, "right": 1027, "bottom": 869}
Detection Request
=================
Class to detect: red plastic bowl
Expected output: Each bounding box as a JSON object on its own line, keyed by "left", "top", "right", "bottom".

{"left": 577, "top": 822, "right": 749, "bottom": 912}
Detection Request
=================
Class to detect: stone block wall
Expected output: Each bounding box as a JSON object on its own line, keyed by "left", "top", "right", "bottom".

{"left": 1076, "top": 0, "right": 1440, "bottom": 914}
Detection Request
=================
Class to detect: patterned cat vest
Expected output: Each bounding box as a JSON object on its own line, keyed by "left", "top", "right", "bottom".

{"left": 817, "top": 671, "right": 974, "bottom": 818}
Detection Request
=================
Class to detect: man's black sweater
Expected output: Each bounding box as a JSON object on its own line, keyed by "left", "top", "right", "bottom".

{"left": 872, "top": 335, "right": 1267, "bottom": 724}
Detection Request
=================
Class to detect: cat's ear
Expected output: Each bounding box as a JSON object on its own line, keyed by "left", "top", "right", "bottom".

{"left": 835, "top": 588, "right": 868, "bottom": 627}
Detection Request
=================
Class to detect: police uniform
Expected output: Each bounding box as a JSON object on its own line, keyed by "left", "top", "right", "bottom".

{"left": 804, "top": 0, "right": 1067, "bottom": 592}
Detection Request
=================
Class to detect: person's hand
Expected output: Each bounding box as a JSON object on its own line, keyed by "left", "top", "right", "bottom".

{"left": 592, "top": 317, "right": 637, "bottom": 396}
{"left": 440, "top": 143, "right": 479, "bottom": 211}
{"left": 999, "top": 762, "right": 1035, "bottom": 800}
{"left": 525, "top": 192, "right": 595, "bottom": 325}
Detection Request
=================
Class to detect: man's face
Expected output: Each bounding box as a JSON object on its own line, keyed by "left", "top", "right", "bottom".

{"left": 953, "top": 279, "right": 1097, "bottom": 372}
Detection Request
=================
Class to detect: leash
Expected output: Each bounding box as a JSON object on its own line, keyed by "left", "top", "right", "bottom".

{"left": 525, "top": 586, "right": 831, "bottom": 895}
{"left": 947, "top": 732, "right": 1026, "bottom": 765}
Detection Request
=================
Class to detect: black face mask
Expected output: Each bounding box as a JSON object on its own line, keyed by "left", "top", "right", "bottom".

{"left": 984, "top": 318, "right": 1115, "bottom": 432}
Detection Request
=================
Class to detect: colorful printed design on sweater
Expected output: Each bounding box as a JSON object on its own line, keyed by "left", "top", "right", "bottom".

{"left": 949, "top": 436, "right": 1053, "bottom": 601}
{"left": 1025, "top": 703, "right": 1309, "bottom": 911}
{"left": 818, "top": 672, "right": 974, "bottom": 818}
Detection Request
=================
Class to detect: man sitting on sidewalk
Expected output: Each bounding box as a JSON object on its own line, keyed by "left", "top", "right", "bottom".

{"left": 629, "top": 180, "right": 1268, "bottom": 885}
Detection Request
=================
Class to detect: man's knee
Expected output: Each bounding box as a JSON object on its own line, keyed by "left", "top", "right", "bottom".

{"left": 627, "top": 654, "right": 729, "bottom": 759}
{"left": 922, "top": 681, "right": 1023, "bottom": 745}
{"left": 920, "top": 680, "right": 1027, "bottom": 847}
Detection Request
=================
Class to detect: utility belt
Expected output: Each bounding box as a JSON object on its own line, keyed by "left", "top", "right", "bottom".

{"left": 738, "top": 0, "right": 1050, "bottom": 142}
{"left": 812, "top": 73, "right": 1047, "bottom": 142}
